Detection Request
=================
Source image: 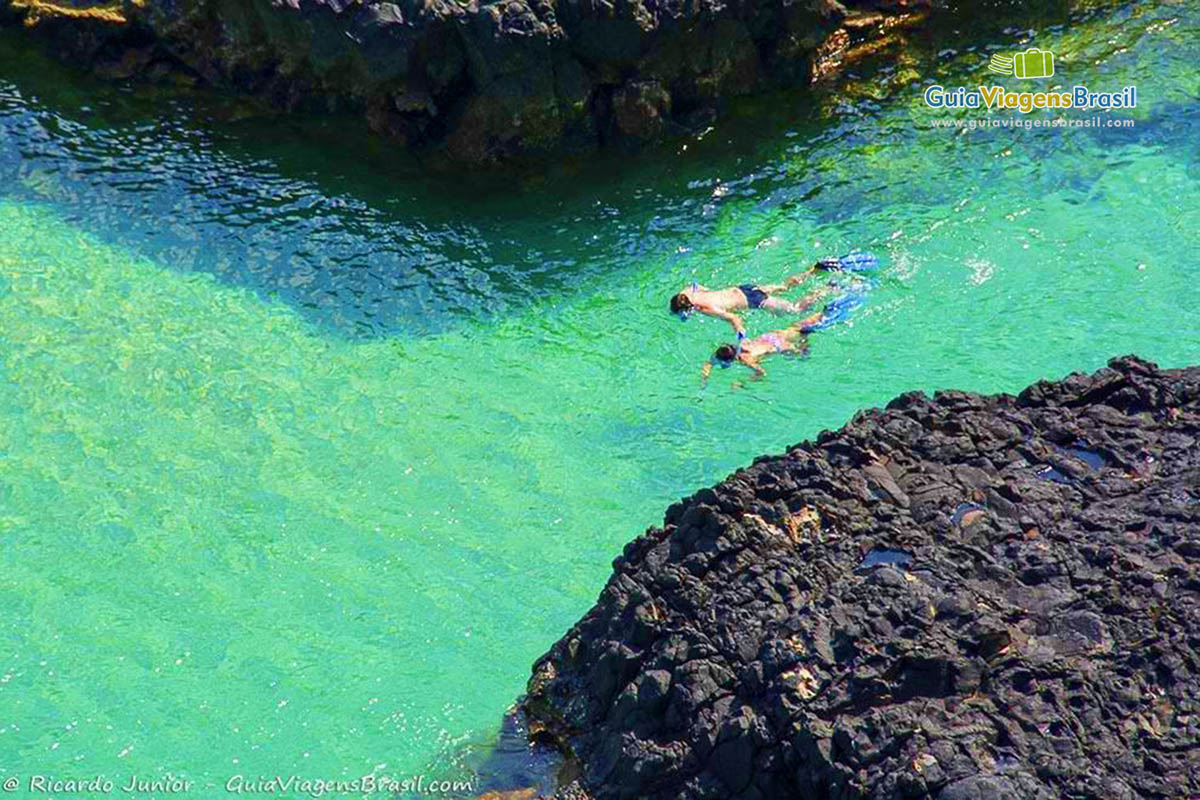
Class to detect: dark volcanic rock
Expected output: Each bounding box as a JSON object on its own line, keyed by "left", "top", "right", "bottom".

{"left": 522, "top": 356, "right": 1200, "bottom": 799}
{"left": 0, "top": 0, "right": 931, "bottom": 163}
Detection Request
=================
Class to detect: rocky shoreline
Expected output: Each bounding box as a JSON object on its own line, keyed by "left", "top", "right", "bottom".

{"left": 0, "top": 0, "right": 932, "bottom": 164}
{"left": 519, "top": 356, "right": 1200, "bottom": 799}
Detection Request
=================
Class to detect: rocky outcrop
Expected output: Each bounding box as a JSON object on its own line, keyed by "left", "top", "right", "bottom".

{"left": 521, "top": 356, "right": 1200, "bottom": 799}
{"left": 0, "top": 0, "right": 931, "bottom": 163}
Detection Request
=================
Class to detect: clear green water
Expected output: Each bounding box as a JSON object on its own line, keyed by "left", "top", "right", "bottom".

{"left": 1, "top": 1, "right": 1198, "bottom": 795}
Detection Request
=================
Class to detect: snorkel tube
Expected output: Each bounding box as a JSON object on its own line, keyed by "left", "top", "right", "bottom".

{"left": 676, "top": 281, "right": 700, "bottom": 321}
{"left": 709, "top": 331, "right": 745, "bottom": 369}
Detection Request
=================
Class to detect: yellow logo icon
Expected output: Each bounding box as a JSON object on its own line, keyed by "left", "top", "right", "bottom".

{"left": 988, "top": 48, "right": 1056, "bottom": 79}
{"left": 988, "top": 53, "right": 1014, "bottom": 75}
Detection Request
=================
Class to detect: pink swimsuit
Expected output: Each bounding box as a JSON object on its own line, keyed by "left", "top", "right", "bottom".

{"left": 758, "top": 333, "right": 789, "bottom": 352}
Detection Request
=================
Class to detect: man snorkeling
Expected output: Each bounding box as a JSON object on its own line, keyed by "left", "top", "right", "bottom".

{"left": 670, "top": 274, "right": 826, "bottom": 335}
{"left": 671, "top": 254, "right": 877, "bottom": 335}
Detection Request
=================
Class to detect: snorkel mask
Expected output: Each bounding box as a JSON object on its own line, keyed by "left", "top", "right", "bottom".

{"left": 709, "top": 332, "right": 744, "bottom": 369}
{"left": 675, "top": 282, "right": 700, "bottom": 321}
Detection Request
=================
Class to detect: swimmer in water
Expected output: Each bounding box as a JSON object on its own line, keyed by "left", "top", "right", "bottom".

{"left": 700, "top": 308, "right": 826, "bottom": 381}
{"left": 669, "top": 266, "right": 833, "bottom": 335}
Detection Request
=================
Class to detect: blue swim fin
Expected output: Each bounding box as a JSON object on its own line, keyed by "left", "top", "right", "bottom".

{"left": 801, "top": 292, "right": 866, "bottom": 332}
{"left": 835, "top": 252, "right": 878, "bottom": 272}
{"left": 817, "top": 252, "right": 878, "bottom": 272}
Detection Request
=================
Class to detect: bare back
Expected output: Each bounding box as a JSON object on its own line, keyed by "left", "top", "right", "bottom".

{"left": 685, "top": 286, "right": 748, "bottom": 312}
{"left": 742, "top": 327, "right": 803, "bottom": 358}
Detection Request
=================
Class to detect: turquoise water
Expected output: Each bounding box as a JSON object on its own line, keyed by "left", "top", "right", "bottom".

{"left": 1, "top": 1, "right": 1198, "bottom": 795}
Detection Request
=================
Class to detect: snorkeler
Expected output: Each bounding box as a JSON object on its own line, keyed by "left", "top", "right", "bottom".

{"left": 671, "top": 253, "right": 877, "bottom": 335}
{"left": 701, "top": 292, "right": 867, "bottom": 381}
{"left": 700, "top": 320, "right": 816, "bottom": 380}
{"left": 670, "top": 276, "right": 827, "bottom": 335}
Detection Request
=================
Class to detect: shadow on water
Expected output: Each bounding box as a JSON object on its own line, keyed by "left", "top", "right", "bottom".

{"left": 0, "top": 30, "right": 694, "bottom": 339}
{"left": 0, "top": 0, "right": 1150, "bottom": 341}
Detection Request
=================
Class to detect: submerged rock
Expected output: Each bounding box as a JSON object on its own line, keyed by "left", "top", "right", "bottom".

{"left": 0, "top": 0, "right": 932, "bottom": 163}
{"left": 521, "top": 356, "right": 1200, "bottom": 799}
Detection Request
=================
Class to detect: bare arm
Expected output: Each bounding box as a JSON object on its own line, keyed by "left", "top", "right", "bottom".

{"left": 739, "top": 354, "right": 766, "bottom": 379}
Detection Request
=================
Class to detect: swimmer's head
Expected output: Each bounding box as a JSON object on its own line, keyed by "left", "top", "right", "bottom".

{"left": 670, "top": 292, "right": 693, "bottom": 319}
{"left": 712, "top": 344, "right": 738, "bottom": 366}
